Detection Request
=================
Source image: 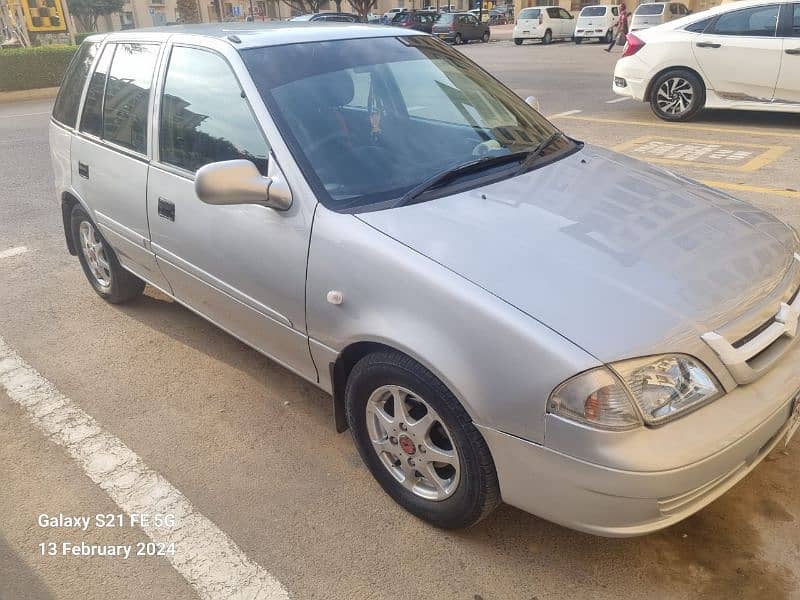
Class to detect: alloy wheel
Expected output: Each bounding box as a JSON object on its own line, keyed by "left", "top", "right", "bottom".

{"left": 365, "top": 384, "right": 460, "bottom": 501}
{"left": 656, "top": 77, "right": 694, "bottom": 116}
{"left": 79, "top": 221, "right": 112, "bottom": 290}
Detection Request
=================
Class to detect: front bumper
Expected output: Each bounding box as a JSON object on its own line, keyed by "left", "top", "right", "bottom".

{"left": 480, "top": 344, "right": 800, "bottom": 537}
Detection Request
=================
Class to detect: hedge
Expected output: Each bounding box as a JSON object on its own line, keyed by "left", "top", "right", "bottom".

{"left": 0, "top": 45, "right": 77, "bottom": 92}
{"left": 75, "top": 32, "right": 94, "bottom": 45}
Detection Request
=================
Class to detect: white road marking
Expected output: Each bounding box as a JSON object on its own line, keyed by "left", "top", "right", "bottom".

{"left": 605, "top": 97, "right": 629, "bottom": 104}
{"left": 0, "top": 111, "right": 50, "bottom": 119}
{"left": 0, "top": 337, "right": 289, "bottom": 600}
{"left": 549, "top": 109, "right": 583, "bottom": 118}
{"left": 0, "top": 246, "right": 28, "bottom": 259}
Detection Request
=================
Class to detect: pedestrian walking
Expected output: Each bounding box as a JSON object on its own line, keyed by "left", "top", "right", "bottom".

{"left": 605, "top": 2, "right": 628, "bottom": 52}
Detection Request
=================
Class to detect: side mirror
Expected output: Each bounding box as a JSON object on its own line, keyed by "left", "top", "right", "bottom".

{"left": 195, "top": 159, "right": 292, "bottom": 211}
{"left": 525, "top": 95, "right": 541, "bottom": 112}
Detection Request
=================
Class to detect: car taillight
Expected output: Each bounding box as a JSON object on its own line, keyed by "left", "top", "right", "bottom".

{"left": 621, "top": 33, "right": 645, "bottom": 57}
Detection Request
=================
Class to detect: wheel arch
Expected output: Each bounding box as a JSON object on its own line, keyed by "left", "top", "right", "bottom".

{"left": 644, "top": 65, "right": 706, "bottom": 102}
{"left": 61, "top": 190, "right": 91, "bottom": 255}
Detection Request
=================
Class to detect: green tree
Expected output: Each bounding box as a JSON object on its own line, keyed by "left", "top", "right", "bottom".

{"left": 176, "top": 0, "right": 201, "bottom": 22}
{"left": 348, "top": 0, "right": 376, "bottom": 20}
{"left": 67, "top": 0, "right": 126, "bottom": 31}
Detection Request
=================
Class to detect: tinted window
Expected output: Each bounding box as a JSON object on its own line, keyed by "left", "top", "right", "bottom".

{"left": 790, "top": 3, "right": 800, "bottom": 36}
{"left": 436, "top": 13, "right": 454, "bottom": 22}
{"left": 103, "top": 43, "right": 158, "bottom": 154}
{"left": 80, "top": 43, "right": 114, "bottom": 137}
{"left": 710, "top": 5, "right": 779, "bottom": 36}
{"left": 685, "top": 16, "right": 711, "bottom": 32}
{"left": 518, "top": 8, "right": 540, "bottom": 18}
{"left": 558, "top": 8, "right": 572, "bottom": 19}
{"left": 636, "top": 4, "right": 665, "bottom": 15}
{"left": 53, "top": 41, "right": 98, "bottom": 127}
{"left": 580, "top": 7, "right": 606, "bottom": 17}
{"left": 547, "top": 7, "right": 560, "bottom": 18}
{"left": 159, "top": 47, "right": 269, "bottom": 175}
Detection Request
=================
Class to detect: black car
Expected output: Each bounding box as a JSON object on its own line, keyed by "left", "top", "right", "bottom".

{"left": 390, "top": 10, "right": 438, "bottom": 33}
{"left": 431, "top": 12, "right": 490, "bottom": 44}
{"left": 290, "top": 12, "right": 363, "bottom": 22}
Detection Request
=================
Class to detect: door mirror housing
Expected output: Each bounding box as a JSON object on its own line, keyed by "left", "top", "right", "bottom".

{"left": 525, "top": 95, "right": 541, "bottom": 112}
{"left": 194, "top": 159, "right": 292, "bottom": 211}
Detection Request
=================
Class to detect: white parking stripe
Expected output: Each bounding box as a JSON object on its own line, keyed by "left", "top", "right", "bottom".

{"left": 0, "top": 337, "right": 290, "bottom": 600}
{"left": 0, "top": 246, "right": 28, "bottom": 259}
{"left": 549, "top": 110, "right": 583, "bottom": 118}
{"left": 0, "top": 111, "right": 51, "bottom": 119}
{"left": 605, "top": 97, "right": 629, "bottom": 104}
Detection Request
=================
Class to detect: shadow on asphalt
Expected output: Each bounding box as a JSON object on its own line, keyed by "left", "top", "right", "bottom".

{"left": 680, "top": 109, "right": 800, "bottom": 130}
{"left": 0, "top": 533, "right": 55, "bottom": 600}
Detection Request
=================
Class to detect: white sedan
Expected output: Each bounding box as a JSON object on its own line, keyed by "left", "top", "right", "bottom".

{"left": 613, "top": 0, "right": 800, "bottom": 121}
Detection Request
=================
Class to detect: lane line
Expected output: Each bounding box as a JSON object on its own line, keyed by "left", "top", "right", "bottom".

{"left": 0, "top": 246, "right": 28, "bottom": 259}
{"left": 548, "top": 109, "right": 583, "bottom": 118}
{"left": 0, "top": 111, "right": 50, "bottom": 119}
{"left": 550, "top": 114, "right": 800, "bottom": 139}
{"left": 0, "top": 337, "right": 290, "bottom": 600}
{"left": 605, "top": 98, "right": 629, "bottom": 104}
{"left": 700, "top": 180, "right": 800, "bottom": 200}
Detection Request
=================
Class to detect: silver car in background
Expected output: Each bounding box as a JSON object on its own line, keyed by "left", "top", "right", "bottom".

{"left": 49, "top": 23, "right": 800, "bottom": 536}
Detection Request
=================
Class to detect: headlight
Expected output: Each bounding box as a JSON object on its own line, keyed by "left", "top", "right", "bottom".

{"left": 548, "top": 355, "right": 722, "bottom": 430}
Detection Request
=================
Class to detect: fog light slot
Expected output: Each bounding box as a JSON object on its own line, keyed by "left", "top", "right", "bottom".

{"left": 614, "top": 77, "right": 627, "bottom": 88}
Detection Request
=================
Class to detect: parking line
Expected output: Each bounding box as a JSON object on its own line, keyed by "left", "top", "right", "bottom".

{"left": 550, "top": 114, "right": 800, "bottom": 140}
{"left": 700, "top": 180, "right": 800, "bottom": 200}
{"left": 0, "top": 246, "right": 28, "bottom": 259}
{"left": 549, "top": 109, "right": 583, "bottom": 118}
{"left": 605, "top": 98, "right": 629, "bottom": 104}
{"left": 0, "top": 337, "right": 289, "bottom": 600}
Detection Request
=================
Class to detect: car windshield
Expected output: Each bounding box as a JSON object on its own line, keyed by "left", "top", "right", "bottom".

{"left": 635, "top": 4, "right": 665, "bottom": 15}
{"left": 518, "top": 8, "right": 541, "bottom": 18}
{"left": 580, "top": 6, "right": 606, "bottom": 16}
{"left": 435, "top": 13, "right": 454, "bottom": 22}
{"left": 242, "top": 36, "right": 569, "bottom": 212}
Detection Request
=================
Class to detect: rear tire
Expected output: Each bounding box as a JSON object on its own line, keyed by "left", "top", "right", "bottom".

{"left": 542, "top": 29, "right": 552, "bottom": 44}
{"left": 71, "top": 205, "right": 145, "bottom": 304}
{"left": 649, "top": 68, "right": 706, "bottom": 122}
{"left": 346, "top": 351, "right": 501, "bottom": 529}
{"left": 513, "top": 37, "right": 523, "bottom": 45}
{"left": 574, "top": 37, "right": 583, "bottom": 44}
{"left": 482, "top": 30, "right": 490, "bottom": 43}
{"left": 454, "top": 33, "right": 463, "bottom": 45}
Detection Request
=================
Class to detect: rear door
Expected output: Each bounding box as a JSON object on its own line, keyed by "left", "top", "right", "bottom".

{"left": 694, "top": 4, "right": 782, "bottom": 102}
{"left": 775, "top": 2, "right": 800, "bottom": 103}
{"left": 464, "top": 13, "right": 481, "bottom": 39}
{"left": 558, "top": 8, "right": 575, "bottom": 36}
{"left": 71, "top": 40, "right": 171, "bottom": 291}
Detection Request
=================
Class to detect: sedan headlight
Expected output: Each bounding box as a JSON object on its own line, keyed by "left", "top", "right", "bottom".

{"left": 548, "top": 354, "right": 722, "bottom": 430}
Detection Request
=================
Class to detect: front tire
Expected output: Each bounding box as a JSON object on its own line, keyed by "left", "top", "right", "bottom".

{"left": 574, "top": 37, "right": 583, "bottom": 44}
{"left": 454, "top": 33, "right": 463, "bottom": 45}
{"left": 513, "top": 37, "right": 523, "bottom": 45}
{"left": 346, "top": 351, "right": 501, "bottom": 529}
{"left": 649, "top": 69, "right": 706, "bottom": 122}
{"left": 482, "top": 30, "right": 490, "bottom": 43}
{"left": 71, "top": 205, "right": 145, "bottom": 304}
{"left": 542, "top": 29, "right": 552, "bottom": 45}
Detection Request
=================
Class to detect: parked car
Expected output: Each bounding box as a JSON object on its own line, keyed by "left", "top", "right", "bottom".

{"left": 390, "top": 10, "right": 438, "bottom": 32}
{"left": 468, "top": 7, "right": 507, "bottom": 23}
{"left": 614, "top": 0, "right": 800, "bottom": 121}
{"left": 513, "top": 6, "right": 576, "bottom": 45}
{"left": 382, "top": 7, "right": 404, "bottom": 21}
{"left": 289, "top": 12, "right": 362, "bottom": 22}
{"left": 574, "top": 4, "right": 620, "bottom": 43}
{"left": 51, "top": 23, "right": 800, "bottom": 536}
{"left": 630, "top": 1, "right": 690, "bottom": 31}
{"left": 432, "top": 12, "right": 491, "bottom": 43}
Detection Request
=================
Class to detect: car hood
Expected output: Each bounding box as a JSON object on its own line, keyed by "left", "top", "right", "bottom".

{"left": 357, "top": 145, "right": 799, "bottom": 362}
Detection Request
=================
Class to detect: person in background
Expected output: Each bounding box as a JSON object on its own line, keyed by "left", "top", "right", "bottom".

{"left": 605, "top": 2, "right": 627, "bottom": 52}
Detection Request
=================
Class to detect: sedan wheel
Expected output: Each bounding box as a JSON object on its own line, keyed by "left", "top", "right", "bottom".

{"left": 482, "top": 31, "right": 490, "bottom": 43}
{"left": 79, "top": 221, "right": 112, "bottom": 291}
{"left": 650, "top": 69, "right": 705, "bottom": 122}
{"left": 542, "top": 29, "right": 552, "bottom": 45}
{"left": 454, "top": 33, "right": 463, "bottom": 45}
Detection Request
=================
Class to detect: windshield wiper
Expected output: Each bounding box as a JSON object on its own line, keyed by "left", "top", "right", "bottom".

{"left": 515, "top": 131, "right": 564, "bottom": 175}
{"left": 393, "top": 151, "right": 532, "bottom": 208}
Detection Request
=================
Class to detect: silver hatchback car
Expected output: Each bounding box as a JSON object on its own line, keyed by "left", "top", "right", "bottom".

{"left": 50, "top": 23, "right": 800, "bottom": 536}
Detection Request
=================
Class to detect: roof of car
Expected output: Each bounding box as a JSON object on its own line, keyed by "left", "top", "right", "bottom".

{"left": 85, "top": 22, "right": 422, "bottom": 50}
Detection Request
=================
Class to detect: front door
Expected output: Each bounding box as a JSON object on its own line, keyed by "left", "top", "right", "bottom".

{"left": 147, "top": 44, "right": 316, "bottom": 381}
{"left": 693, "top": 4, "right": 783, "bottom": 103}
{"left": 775, "top": 3, "right": 800, "bottom": 103}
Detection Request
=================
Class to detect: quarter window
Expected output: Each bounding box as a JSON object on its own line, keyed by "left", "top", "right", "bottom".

{"left": 103, "top": 43, "right": 159, "bottom": 154}
{"left": 685, "top": 16, "right": 711, "bottom": 32}
{"left": 53, "top": 41, "right": 98, "bottom": 127}
{"left": 80, "top": 43, "right": 114, "bottom": 137}
{"left": 709, "top": 5, "right": 779, "bottom": 36}
{"left": 159, "top": 46, "right": 269, "bottom": 175}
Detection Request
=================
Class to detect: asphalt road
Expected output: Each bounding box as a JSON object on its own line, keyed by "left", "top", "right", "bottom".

{"left": 1, "top": 43, "right": 799, "bottom": 600}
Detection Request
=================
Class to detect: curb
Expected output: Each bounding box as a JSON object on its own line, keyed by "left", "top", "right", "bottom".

{"left": 0, "top": 87, "right": 59, "bottom": 104}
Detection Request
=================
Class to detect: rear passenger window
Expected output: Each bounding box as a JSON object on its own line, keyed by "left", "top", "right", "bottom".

{"left": 80, "top": 43, "right": 114, "bottom": 137}
{"left": 159, "top": 46, "right": 269, "bottom": 175}
{"left": 102, "top": 43, "right": 159, "bottom": 154}
{"left": 53, "top": 41, "right": 98, "bottom": 127}
{"left": 709, "top": 4, "right": 779, "bottom": 36}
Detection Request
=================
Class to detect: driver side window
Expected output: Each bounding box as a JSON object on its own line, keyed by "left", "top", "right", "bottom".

{"left": 159, "top": 46, "right": 269, "bottom": 175}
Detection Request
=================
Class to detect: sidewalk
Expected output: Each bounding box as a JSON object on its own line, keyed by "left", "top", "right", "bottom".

{"left": 0, "top": 87, "right": 58, "bottom": 104}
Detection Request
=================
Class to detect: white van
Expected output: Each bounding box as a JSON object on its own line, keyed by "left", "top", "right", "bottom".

{"left": 513, "top": 6, "right": 576, "bottom": 45}
{"left": 630, "top": 1, "right": 690, "bottom": 31}
{"left": 573, "top": 4, "right": 619, "bottom": 43}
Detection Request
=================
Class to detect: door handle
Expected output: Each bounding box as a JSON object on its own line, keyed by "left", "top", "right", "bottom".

{"left": 786, "top": 48, "right": 800, "bottom": 55}
{"left": 78, "top": 162, "right": 89, "bottom": 179}
{"left": 157, "top": 197, "right": 175, "bottom": 221}
{"left": 696, "top": 41, "right": 721, "bottom": 48}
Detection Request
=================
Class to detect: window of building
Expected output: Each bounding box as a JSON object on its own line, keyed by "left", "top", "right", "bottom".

{"left": 103, "top": 43, "right": 159, "bottom": 154}
{"left": 159, "top": 46, "right": 269, "bottom": 174}
{"left": 53, "top": 41, "right": 98, "bottom": 127}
